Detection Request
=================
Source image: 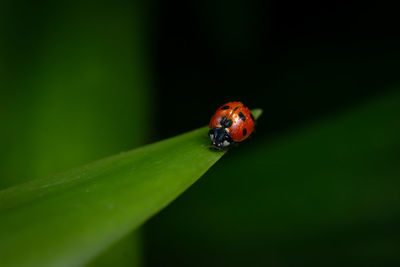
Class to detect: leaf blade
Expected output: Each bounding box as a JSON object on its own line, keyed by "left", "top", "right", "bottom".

{"left": 0, "top": 110, "right": 261, "bottom": 266}
{"left": 0, "top": 126, "right": 218, "bottom": 266}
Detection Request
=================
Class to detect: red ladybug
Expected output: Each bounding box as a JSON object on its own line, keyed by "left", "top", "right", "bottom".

{"left": 209, "top": 101, "right": 255, "bottom": 149}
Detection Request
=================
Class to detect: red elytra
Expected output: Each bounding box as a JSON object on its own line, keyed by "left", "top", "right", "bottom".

{"left": 209, "top": 101, "right": 255, "bottom": 148}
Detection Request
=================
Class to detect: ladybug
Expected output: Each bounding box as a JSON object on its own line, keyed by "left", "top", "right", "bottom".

{"left": 209, "top": 101, "right": 255, "bottom": 149}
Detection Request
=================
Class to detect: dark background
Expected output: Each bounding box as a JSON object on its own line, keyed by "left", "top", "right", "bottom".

{"left": 1, "top": 0, "right": 400, "bottom": 266}
{"left": 147, "top": 1, "right": 400, "bottom": 266}
{"left": 153, "top": 0, "right": 399, "bottom": 138}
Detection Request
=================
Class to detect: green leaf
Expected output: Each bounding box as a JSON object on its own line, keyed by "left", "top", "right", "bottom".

{"left": 86, "top": 230, "right": 143, "bottom": 267}
{"left": 0, "top": 110, "right": 262, "bottom": 267}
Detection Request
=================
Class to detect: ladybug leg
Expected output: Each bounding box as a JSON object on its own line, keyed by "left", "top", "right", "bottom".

{"left": 208, "top": 145, "right": 224, "bottom": 151}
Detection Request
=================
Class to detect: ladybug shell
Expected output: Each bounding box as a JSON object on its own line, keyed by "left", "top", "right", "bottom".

{"left": 209, "top": 101, "right": 255, "bottom": 142}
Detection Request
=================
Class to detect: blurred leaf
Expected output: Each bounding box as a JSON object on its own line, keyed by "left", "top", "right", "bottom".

{"left": 0, "top": 0, "right": 151, "bottom": 189}
{"left": 0, "top": 1, "right": 152, "bottom": 265}
{"left": 0, "top": 109, "right": 261, "bottom": 267}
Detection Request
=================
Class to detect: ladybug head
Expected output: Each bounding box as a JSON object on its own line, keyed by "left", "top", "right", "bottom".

{"left": 209, "top": 128, "right": 233, "bottom": 149}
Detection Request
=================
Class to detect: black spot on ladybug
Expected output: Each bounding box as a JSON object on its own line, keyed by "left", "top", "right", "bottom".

{"left": 250, "top": 113, "right": 255, "bottom": 121}
{"left": 220, "top": 116, "right": 233, "bottom": 128}
{"left": 238, "top": 112, "right": 246, "bottom": 121}
{"left": 221, "top": 105, "right": 230, "bottom": 110}
{"left": 220, "top": 116, "right": 227, "bottom": 125}
{"left": 243, "top": 128, "right": 247, "bottom": 136}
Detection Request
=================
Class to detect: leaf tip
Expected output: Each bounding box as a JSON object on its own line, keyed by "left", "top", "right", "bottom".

{"left": 251, "top": 109, "right": 263, "bottom": 120}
